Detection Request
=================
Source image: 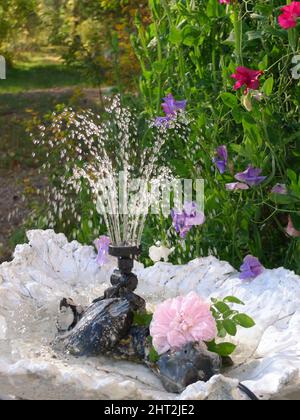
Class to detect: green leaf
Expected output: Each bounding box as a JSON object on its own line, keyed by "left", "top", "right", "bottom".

{"left": 223, "top": 296, "right": 245, "bottom": 305}
{"left": 214, "top": 301, "right": 231, "bottom": 314}
{"left": 291, "top": 213, "right": 300, "bottom": 231}
{"left": 246, "top": 30, "right": 263, "bottom": 41}
{"left": 220, "top": 92, "right": 238, "bottom": 109}
{"left": 148, "top": 346, "right": 160, "bottom": 363}
{"left": 263, "top": 77, "right": 274, "bottom": 96}
{"left": 133, "top": 311, "right": 153, "bottom": 327}
{"left": 217, "top": 321, "right": 227, "bottom": 338}
{"left": 232, "top": 107, "right": 244, "bottom": 124}
{"left": 215, "top": 342, "right": 237, "bottom": 357}
{"left": 233, "top": 314, "right": 256, "bottom": 328}
{"left": 270, "top": 193, "right": 298, "bottom": 205}
{"left": 222, "top": 309, "right": 235, "bottom": 319}
{"left": 223, "top": 319, "right": 237, "bottom": 336}
{"left": 182, "top": 25, "right": 201, "bottom": 47}
{"left": 169, "top": 27, "right": 183, "bottom": 45}
{"left": 287, "top": 169, "right": 298, "bottom": 184}
{"left": 152, "top": 60, "right": 166, "bottom": 74}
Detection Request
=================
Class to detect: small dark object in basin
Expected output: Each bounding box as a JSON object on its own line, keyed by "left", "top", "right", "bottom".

{"left": 154, "top": 342, "right": 222, "bottom": 394}
{"left": 57, "top": 298, "right": 84, "bottom": 332}
{"left": 107, "top": 326, "right": 150, "bottom": 361}
{"left": 64, "top": 298, "right": 133, "bottom": 356}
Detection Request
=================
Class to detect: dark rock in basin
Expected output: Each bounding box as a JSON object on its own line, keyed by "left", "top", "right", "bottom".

{"left": 107, "top": 326, "right": 150, "bottom": 362}
{"left": 64, "top": 298, "right": 134, "bottom": 356}
{"left": 154, "top": 342, "right": 222, "bottom": 394}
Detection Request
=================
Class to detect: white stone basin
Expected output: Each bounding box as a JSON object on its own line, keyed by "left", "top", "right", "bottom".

{"left": 0, "top": 230, "right": 299, "bottom": 400}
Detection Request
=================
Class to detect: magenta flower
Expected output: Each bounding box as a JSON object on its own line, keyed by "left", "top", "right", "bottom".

{"left": 235, "top": 166, "right": 267, "bottom": 187}
{"left": 155, "top": 93, "right": 187, "bottom": 127}
{"left": 271, "top": 184, "right": 288, "bottom": 195}
{"left": 240, "top": 255, "right": 264, "bottom": 280}
{"left": 94, "top": 235, "right": 111, "bottom": 266}
{"left": 226, "top": 182, "right": 250, "bottom": 191}
{"left": 278, "top": 2, "right": 300, "bottom": 29}
{"left": 219, "top": 0, "right": 231, "bottom": 3}
{"left": 231, "top": 67, "right": 264, "bottom": 94}
{"left": 150, "top": 292, "right": 217, "bottom": 355}
{"left": 213, "top": 145, "right": 228, "bottom": 174}
{"left": 286, "top": 216, "right": 300, "bottom": 238}
{"left": 171, "top": 202, "right": 205, "bottom": 238}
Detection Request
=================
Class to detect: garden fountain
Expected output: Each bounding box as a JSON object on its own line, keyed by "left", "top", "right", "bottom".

{"left": 42, "top": 97, "right": 236, "bottom": 394}
{"left": 0, "top": 229, "right": 300, "bottom": 400}
{"left": 0, "top": 98, "right": 299, "bottom": 400}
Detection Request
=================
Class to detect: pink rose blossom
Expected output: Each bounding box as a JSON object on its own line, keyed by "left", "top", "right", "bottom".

{"left": 278, "top": 2, "right": 300, "bottom": 30}
{"left": 286, "top": 216, "right": 300, "bottom": 238}
{"left": 231, "top": 67, "right": 264, "bottom": 94}
{"left": 150, "top": 292, "right": 217, "bottom": 355}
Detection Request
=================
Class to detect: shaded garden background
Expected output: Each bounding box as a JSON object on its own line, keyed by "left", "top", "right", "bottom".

{"left": 0, "top": 0, "right": 299, "bottom": 275}
{"left": 0, "top": 0, "right": 148, "bottom": 262}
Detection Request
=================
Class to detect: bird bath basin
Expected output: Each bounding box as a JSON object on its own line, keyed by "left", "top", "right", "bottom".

{"left": 0, "top": 230, "right": 299, "bottom": 400}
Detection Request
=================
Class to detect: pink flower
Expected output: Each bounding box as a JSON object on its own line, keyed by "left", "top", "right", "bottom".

{"left": 231, "top": 67, "right": 264, "bottom": 94}
{"left": 278, "top": 2, "right": 300, "bottom": 29}
{"left": 150, "top": 292, "right": 217, "bottom": 355}
{"left": 219, "top": 0, "right": 231, "bottom": 3}
{"left": 286, "top": 216, "right": 300, "bottom": 238}
{"left": 226, "top": 182, "right": 250, "bottom": 191}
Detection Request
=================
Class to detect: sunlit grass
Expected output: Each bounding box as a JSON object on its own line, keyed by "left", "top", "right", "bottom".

{"left": 0, "top": 52, "right": 93, "bottom": 93}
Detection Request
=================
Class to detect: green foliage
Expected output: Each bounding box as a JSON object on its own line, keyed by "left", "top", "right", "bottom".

{"left": 132, "top": 0, "right": 300, "bottom": 274}
{"left": 147, "top": 337, "right": 160, "bottom": 363}
{"left": 0, "top": 0, "right": 38, "bottom": 54}
{"left": 0, "top": 0, "right": 148, "bottom": 89}
{"left": 207, "top": 296, "right": 255, "bottom": 357}
{"left": 133, "top": 311, "right": 153, "bottom": 327}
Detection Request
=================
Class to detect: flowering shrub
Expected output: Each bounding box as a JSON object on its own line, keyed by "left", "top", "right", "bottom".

{"left": 132, "top": 0, "right": 300, "bottom": 273}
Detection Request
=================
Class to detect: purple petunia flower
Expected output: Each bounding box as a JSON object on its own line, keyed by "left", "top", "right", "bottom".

{"left": 171, "top": 202, "right": 205, "bottom": 239}
{"left": 154, "top": 116, "right": 171, "bottom": 127}
{"left": 162, "top": 93, "right": 187, "bottom": 116}
{"left": 235, "top": 166, "right": 267, "bottom": 187}
{"left": 155, "top": 93, "right": 187, "bottom": 127}
{"left": 271, "top": 184, "right": 288, "bottom": 195}
{"left": 225, "top": 182, "right": 250, "bottom": 191}
{"left": 94, "top": 235, "right": 111, "bottom": 266}
{"left": 213, "top": 145, "right": 228, "bottom": 174}
{"left": 239, "top": 255, "right": 264, "bottom": 280}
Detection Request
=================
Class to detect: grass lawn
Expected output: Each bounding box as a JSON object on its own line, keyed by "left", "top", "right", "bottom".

{"left": 0, "top": 53, "right": 92, "bottom": 94}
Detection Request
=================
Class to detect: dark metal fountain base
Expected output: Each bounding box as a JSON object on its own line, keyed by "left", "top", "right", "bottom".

{"left": 54, "top": 245, "right": 234, "bottom": 394}
{"left": 92, "top": 245, "right": 145, "bottom": 311}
